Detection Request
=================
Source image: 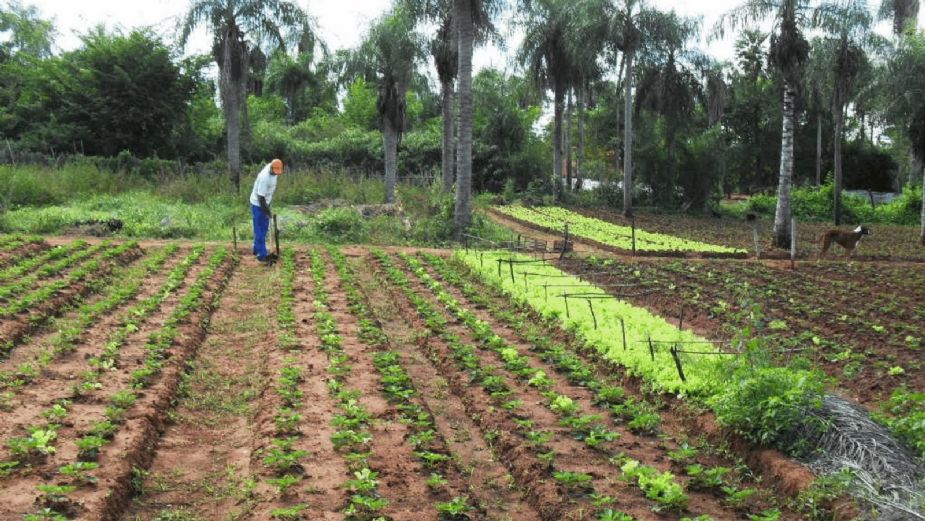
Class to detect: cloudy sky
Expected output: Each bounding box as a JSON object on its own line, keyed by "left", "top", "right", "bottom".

{"left": 16, "top": 0, "right": 914, "bottom": 71}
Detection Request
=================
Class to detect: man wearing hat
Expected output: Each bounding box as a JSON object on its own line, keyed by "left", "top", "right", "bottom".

{"left": 250, "top": 158, "right": 284, "bottom": 263}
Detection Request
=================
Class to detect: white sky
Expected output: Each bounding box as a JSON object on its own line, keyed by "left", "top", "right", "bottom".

{"left": 15, "top": 0, "right": 918, "bottom": 73}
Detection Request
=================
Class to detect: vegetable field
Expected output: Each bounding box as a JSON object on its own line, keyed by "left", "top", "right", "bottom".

{"left": 1, "top": 231, "right": 922, "bottom": 521}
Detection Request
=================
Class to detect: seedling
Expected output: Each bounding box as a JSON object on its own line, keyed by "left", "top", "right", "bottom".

{"left": 426, "top": 472, "right": 449, "bottom": 490}
{"left": 75, "top": 435, "right": 106, "bottom": 462}
{"left": 553, "top": 470, "right": 594, "bottom": 491}
{"left": 270, "top": 503, "right": 308, "bottom": 521}
{"left": 550, "top": 394, "right": 580, "bottom": 416}
{"left": 268, "top": 474, "right": 301, "bottom": 496}
{"left": 59, "top": 462, "right": 99, "bottom": 485}
{"left": 436, "top": 496, "right": 472, "bottom": 520}
{"left": 597, "top": 510, "right": 634, "bottom": 521}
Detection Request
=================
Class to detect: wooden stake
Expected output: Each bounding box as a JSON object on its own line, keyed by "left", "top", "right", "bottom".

{"left": 790, "top": 217, "right": 797, "bottom": 270}
{"left": 587, "top": 299, "right": 597, "bottom": 329}
{"left": 670, "top": 345, "right": 686, "bottom": 382}
{"left": 621, "top": 318, "right": 627, "bottom": 351}
{"left": 631, "top": 215, "right": 637, "bottom": 256}
{"left": 647, "top": 336, "right": 655, "bottom": 361}
{"left": 752, "top": 225, "right": 760, "bottom": 259}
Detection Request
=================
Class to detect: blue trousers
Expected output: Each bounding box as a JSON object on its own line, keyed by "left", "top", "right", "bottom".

{"left": 251, "top": 204, "right": 270, "bottom": 259}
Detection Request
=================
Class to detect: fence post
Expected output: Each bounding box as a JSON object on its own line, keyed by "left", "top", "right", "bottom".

{"left": 790, "top": 217, "right": 797, "bottom": 270}
{"left": 752, "top": 225, "right": 760, "bottom": 259}
{"left": 587, "top": 299, "right": 597, "bottom": 329}
{"left": 559, "top": 223, "right": 570, "bottom": 260}
{"left": 232, "top": 223, "right": 237, "bottom": 253}
{"left": 670, "top": 345, "right": 686, "bottom": 382}
{"left": 647, "top": 336, "right": 655, "bottom": 361}
{"left": 621, "top": 318, "right": 627, "bottom": 351}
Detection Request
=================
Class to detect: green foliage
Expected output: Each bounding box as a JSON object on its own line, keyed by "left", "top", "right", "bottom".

{"left": 875, "top": 387, "right": 925, "bottom": 461}
{"left": 709, "top": 367, "right": 825, "bottom": 450}
{"left": 312, "top": 207, "right": 368, "bottom": 244}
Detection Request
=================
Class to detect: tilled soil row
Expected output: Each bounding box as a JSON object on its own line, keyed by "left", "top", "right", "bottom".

{"left": 85, "top": 251, "right": 237, "bottom": 521}
{"left": 246, "top": 250, "right": 348, "bottom": 520}
{"left": 0, "top": 243, "right": 143, "bottom": 349}
{"left": 0, "top": 240, "right": 51, "bottom": 268}
{"left": 398, "top": 253, "right": 780, "bottom": 521}
{"left": 350, "top": 253, "right": 544, "bottom": 521}
{"left": 0, "top": 244, "right": 184, "bottom": 389}
{"left": 0, "top": 246, "right": 206, "bottom": 446}
{"left": 318, "top": 249, "right": 442, "bottom": 521}
{"left": 0, "top": 250, "right": 236, "bottom": 521}
{"left": 370, "top": 251, "right": 590, "bottom": 520}
{"left": 438, "top": 255, "right": 821, "bottom": 510}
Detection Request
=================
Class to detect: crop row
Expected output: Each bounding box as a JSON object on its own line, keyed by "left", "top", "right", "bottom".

{"left": 0, "top": 234, "right": 42, "bottom": 251}
{"left": 409, "top": 253, "right": 792, "bottom": 519}
{"left": 0, "top": 240, "right": 89, "bottom": 285}
{"left": 0, "top": 240, "right": 107, "bottom": 303}
{"left": 0, "top": 241, "right": 142, "bottom": 351}
{"left": 0, "top": 243, "right": 180, "bottom": 391}
{"left": 4, "top": 246, "right": 229, "bottom": 520}
{"left": 493, "top": 205, "right": 745, "bottom": 255}
{"left": 331, "top": 247, "right": 479, "bottom": 519}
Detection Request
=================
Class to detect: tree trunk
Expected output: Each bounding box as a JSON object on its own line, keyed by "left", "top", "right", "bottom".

{"left": 221, "top": 33, "right": 241, "bottom": 193}
{"left": 577, "top": 83, "right": 586, "bottom": 190}
{"left": 239, "top": 48, "right": 251, "bottom": 166}
{"left": 816, "top": 111, "right": 822, "bottom": 185}
{"left": 553, "top": 85, "right": 563, "bottom": 194}
{"left": 384, "top": 116, "right": 399, "bottom": 204}
{"left": 920, "top": 161, "right": 925, "bottom": 245}
{"left": 565, "top": 89, "right": 573, "bottom": 192}
{"left": 287, "top": 90, "right": 296, "bottom": 125}
{"left": 441, "top": 79, "right": 456, "bottom": 193}
{"left": 833, "top": 100, "right": 844, "bottom": 226}
{"left": 623, "top": 49, "right": 635, "bottom": 216}
{"left": 773, "top": 81, "right": 796, "bottom": 248}
{"left": 453, "top": 0, "right": 474, "bottom": 237}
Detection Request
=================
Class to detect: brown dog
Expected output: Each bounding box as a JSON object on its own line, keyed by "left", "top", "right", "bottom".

{"left": 820, "top": 225, "right": 871, "bottom": 258}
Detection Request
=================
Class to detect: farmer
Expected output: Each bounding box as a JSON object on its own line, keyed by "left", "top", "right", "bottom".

{"left": 250, "top": 158, "right": 283, "bottom": 263}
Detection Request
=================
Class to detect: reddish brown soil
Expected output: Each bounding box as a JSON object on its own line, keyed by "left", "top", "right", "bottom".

{"left": 353, "top": 255, "right": 543, "bottom": 521}
{"left": 0, "top": 240, "right": 51, "bottom": 268}
{"left": 402, "top": 254, "right": 801, "bottom": 520}
{"left": 0, "top": 244, "right": 143, "bottom": 348}
{"left": 0, "top": 249, "right": 235, "bottom": 520}
{"left": 556, "top": 255, "right": 925, "bottom": 408}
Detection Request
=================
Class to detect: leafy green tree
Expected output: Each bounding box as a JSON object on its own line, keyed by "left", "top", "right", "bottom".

{"left": 0, "top": 0, "right": 54, "bottom": 61}
{"left": 519, "top": 0, "right": 575, "bottom": 196}
{"left": 431, "top": 6, "right": 458, "bottom": 192}
{"left": 879, "top": 0, "right": 920, "bottom": 36}
{"left": 716, "top": 0, "right": 812, "bottom": 248}
{"left": 882, "top": 32, "right": 925, "bottom": 244}
{"left": 361, "top": 7, "right": 424, "bottom": 203}
{"left": 266, "top": 23, "right": 327, "bottom": 124}
{"left": 813, "top": 0, "right": 881, "bottom": 225}
{"left": 179, "top": 0, "right": 309, "bottom": 191}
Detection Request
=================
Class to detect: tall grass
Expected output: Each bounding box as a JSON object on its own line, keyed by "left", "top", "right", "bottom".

{"left": 0, "top": 163, "right": 509, "bottom": 246}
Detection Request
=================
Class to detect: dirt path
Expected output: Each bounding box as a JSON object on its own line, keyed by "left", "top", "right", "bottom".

{"left": 120, "top": 258, "right": 274, "bottom": 521}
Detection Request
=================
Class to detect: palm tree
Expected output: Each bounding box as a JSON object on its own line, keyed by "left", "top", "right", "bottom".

{"left": 266, "top": 25, "right": 326, "bottom": 124}
{"left": 814, "top": 0, "right": 880, "bottom": 225}
{"left": 519, "top": 0, "right": 575, "bottom": 197}
{"left": 607, "top": 0, "right": 665, "bottom": 216}
{"left": 179, "top": 0, "right": 308, "bottom": 192}
{"left": 431, "top": 8, "right": 458, "bottom": 192}
{"left": 567, "top": 1, "right": 608, "bottom": 190}
{"left": 804, "top": 38, "right": 833, "bottom": 186}
{"left": 453, "top": 0, "right": 503, "bottom": 236}
{"left": 716, "top": 0, "right": 811, "bottom": 248}
{"left": 362, "top": 7, "right": 423, "bottom": 204}
{"left": 879, "top": 0, "right": 920, "bottom": 36}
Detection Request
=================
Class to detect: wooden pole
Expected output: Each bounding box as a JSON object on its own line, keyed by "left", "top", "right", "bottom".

{"left": 232, "top": 223, "right": 238, "bottom": 253}
{"left": 752, "top": 225, "right": 760, "bottom": 259}
{"left": 790, "top": 217, "right": 797, "bottom": 270}
{"left": 273, "top": 214, "right": 280, "bottom": 260}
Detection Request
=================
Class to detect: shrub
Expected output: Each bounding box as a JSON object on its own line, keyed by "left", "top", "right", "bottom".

{"left": 709, "top": 367, "right": 825, "bottom": 450}
{"left": 311, "top": 207, "right": 368, "bottom": 244}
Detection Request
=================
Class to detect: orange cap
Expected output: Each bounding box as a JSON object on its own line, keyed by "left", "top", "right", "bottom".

{"left": 271, "top": 159, "right": 283, "bottom": 174}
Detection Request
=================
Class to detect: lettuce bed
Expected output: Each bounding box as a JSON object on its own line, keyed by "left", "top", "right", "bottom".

{"left": 493, "top": 205, "right": 745, "bottom": 255}
{"left": 455, "top": 250, "right": 729, "bottom": 396}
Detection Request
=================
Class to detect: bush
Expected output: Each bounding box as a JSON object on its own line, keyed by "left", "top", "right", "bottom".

{"left": 709, "top": 367, "right": 825, "bottom": 451}
{"left": 311, "top": 207, "right": 368, "bottom": 244}
{"left": 745, "top": 181, "right": 921, "bottom": 225}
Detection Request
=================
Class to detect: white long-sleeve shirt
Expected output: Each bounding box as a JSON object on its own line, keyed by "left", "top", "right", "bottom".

{"left": 249, "top": 163, "right": 278, "bottom": 207}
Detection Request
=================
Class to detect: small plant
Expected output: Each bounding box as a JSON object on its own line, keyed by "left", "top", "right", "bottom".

{"left": 35, "top": 484, "right": 77, "bottom": 514}
{"left": 667, "top": 443, "right": 699, "bottom": 463}
{"left": 748, "top": 509, "right": 782, "bottom": 521}
{"left": 270, "top": 503, "right": 308, "bottom": 520}
{"left": 345, "top": 468, "right": 379, "bottom": 493}
{"left": 685, "top": 464, "right": 729, "bottom": 490}
{"left": 41, "top": 401, "right": 70, "bottom": 422}
{"left": 553, "top": 470, "right": 594, "bottom": 491}
{"left": 550, "top": 394, "right": 580, "bottom": 416}
{"left": 627, "top": 412, "right": 660, "bottom": 434}
{"left": 23, "top": 509, "right": 68, "bottom": 521}
{"left": 427, "top": 472, "right": 449, "bottom": 490}
{"left": 59, "top": 462, "right": 100, "bottom": 485}
{"left": 267, "top": 474, "right": 300, "bottom": 496}
{"left": 110, "top": 390, "right": 137, "bottom": 409}
{"left": 8, "top": 428, "right": 57, "bottom": 459}
{"left": 75, "top": 435, "right": 106, "bottom": 461}
{"left": 414, "top": 451, "right": 451, "bottom": 469}
{"left": 437, "top": 495, "right": 472, "bottom": 519}
{"left": 722, "top": 486, "right": 756, "bottom": 508}
{"left": 597, "top": 510, "right": 634, "bottom": 521}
